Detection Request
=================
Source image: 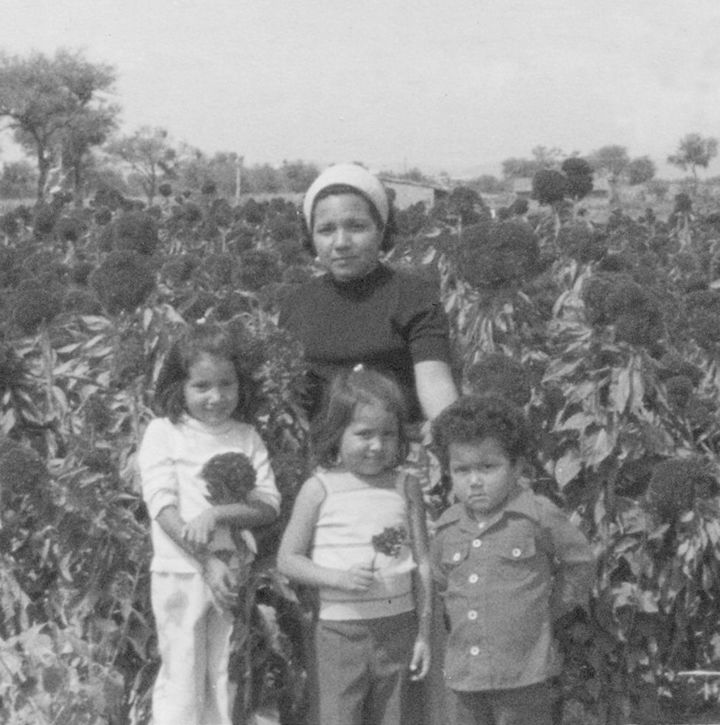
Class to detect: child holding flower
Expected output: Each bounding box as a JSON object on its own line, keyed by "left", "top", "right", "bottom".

{"left": 278, "top": 366, "right": 432, "bottom": 725}
{"left": 138, "top": 321, "right": 280, "bottom": 725}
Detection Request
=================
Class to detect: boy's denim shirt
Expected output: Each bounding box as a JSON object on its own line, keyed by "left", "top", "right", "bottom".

{"left": 431, "top": 486, "right": 595, "bottom": 692}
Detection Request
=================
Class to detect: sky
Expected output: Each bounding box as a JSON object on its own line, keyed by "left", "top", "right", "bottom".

{"left": 2, "top": 0, "right": 720, "bottom": 179}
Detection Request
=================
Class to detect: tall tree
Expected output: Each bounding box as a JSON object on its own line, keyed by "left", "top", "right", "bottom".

{"left": 667, "top": 133, "right": 718, "bottom": 181}
{"left": 626, "top": 156, "right": 656, "bottom": 186}
{"left": 589, "top": 145, "right": 630, "bottom": 183}
{"left": 561, "top": 157, "right": 594, "bottom": 201}
{"left": 0, "top": 49, "right": 118, "bottom": 202}
{"left": 107, "top": 127, "right": 178, "bottom": 205}
{"left": 60, "top": 106, "right": 117, "bottom": 202}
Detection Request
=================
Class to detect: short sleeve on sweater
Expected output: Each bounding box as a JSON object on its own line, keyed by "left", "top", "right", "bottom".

{"left": 394, "top": 276, "right": 452, "bottom": 363}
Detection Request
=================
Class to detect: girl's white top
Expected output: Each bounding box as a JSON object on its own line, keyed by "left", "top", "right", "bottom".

{"left": 138, "top": 415, "right": 280, "bottom": 573}
{"left": 311, "top": 469, "right": 416, "bottom": 621}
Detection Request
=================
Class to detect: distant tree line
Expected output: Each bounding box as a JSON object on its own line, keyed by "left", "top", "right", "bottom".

{"left": 0, "top": 49, "right": 718, "bottom": 205}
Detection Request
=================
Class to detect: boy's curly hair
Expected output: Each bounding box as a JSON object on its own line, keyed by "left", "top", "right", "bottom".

{"left": 431, "top": 393, "right": 532, "bottom": 470}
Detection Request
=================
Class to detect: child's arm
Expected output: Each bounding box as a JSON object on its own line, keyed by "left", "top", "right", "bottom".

{"left": 539, "top": 498, "right": 596, "bottom": 619}
{"left": 405, "top": 474, "right": 433, "bottom": 680}
{"left": 155, "top": 504, "right": 238, "bottom": 610}
{"left": 183, "top": 498, "right": 277, "bottom": 548}
{"left": 277, "top": 476, "right": 374, "bottom": 592}
{"left": 185, "top": 427, "right": 280, "bottom": 547}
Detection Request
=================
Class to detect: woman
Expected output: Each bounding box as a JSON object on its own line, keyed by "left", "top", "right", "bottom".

{"left": 280, "top": 163, "right": 457, "bottom": 724}
{"left": 280, "top": 162, "right": 458, "bottom": 424}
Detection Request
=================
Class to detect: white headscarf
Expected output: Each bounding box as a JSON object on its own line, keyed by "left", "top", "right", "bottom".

{"left": 302, "top": 163, "right": 390, "bottom": 231}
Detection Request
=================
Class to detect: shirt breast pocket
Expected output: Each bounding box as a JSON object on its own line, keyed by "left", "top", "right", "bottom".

{"left": 440, "top": 542, "right": 470, "bottom": 572}
{"left": 496, "top": 537, "right": 537, "bottom": 582}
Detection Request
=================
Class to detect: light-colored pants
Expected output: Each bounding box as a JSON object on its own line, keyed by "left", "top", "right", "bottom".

{"left": 150, "top": 571, "right": 234, "bottom": 725}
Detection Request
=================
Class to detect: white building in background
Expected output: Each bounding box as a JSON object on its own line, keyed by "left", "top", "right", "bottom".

{"left": 380, "top": 176, "right": 449, "bottom": 210}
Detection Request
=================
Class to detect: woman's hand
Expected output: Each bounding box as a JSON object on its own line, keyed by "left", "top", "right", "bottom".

{"left": 203, "top": 557, "right": 238, "bottom": 611}
{"left": 334, "top": 563, "right": 375, "bottom": 592}
{"left": 183, "top": 508, "right": 219, "bottom": 547}
{"left": 408, "top": 635, "right": 431, "bottom": 681}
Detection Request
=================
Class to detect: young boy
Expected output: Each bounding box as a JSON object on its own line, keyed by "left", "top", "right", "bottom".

{"left": 430, "top": 394, "right": 595, "bottom": 725}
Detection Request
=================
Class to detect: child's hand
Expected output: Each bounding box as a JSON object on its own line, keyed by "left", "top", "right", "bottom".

{"left": 203, "top": 557, "right": 238, "bottom": 611}
{"left": 335, "top": 564, "right": 375, "bottom": 592}
{"left": 408, "top": 636, "right": 431, "bottom": 681}
{"left": 183, "top": 508, "right": 219, "bottom": 547}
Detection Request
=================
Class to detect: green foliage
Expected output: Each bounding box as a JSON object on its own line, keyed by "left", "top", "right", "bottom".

{"left": 626, "top": 156, "right": 656, "bottom": 186}
{"left": 464, "top": 352, "right": 532, "bottom": 406}
{"left": 0, "top": 161, "right": 38, "bottom": 199}
{"left": 450, "top": 219, "right": 542, "bottom": 291}
{"left": 533, "top": 168, "right": 568, "bottom": 205}
{"left": 89, "top": 251, "right": 156, "bottom": 315}
{"left": 0, "top": 49, "right": 118, "bottom": 202}
{"left": 106, "top": 126, "right": 178, "bottom": 205}
{"left": 561, "top": 157, "right": 594, "bottom": 201}
{"left": 424, "top": 198, "right": 720, "bottom": 721}
{"left": 111, "top": 211, "right": 160, "bottom": 255}
{"left": 589, "top": 145, "right": 630, "bottom": 182}
{"left": 3, "top": 183, "right": 720, "bottom": 724}
{"left": 446, "top": 186, "right": 488, "bottom": 225}
{"left": 668, "top": 133, "right": 719, "bottom": 179}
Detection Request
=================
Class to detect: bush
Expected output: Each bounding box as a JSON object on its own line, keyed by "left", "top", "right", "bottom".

{"left": 561, "top": 157, "right": 594, "bottom": 200}
{"left": 112, "top": 211, "right": 160, "bottom": 255}
{"left": 160, "top": 254, "right": 200, "bottom": 286}
{"left": 11, "top": 279, "right": 64, "bottom": 334}
{"left": 70, "top": 260, "right": 95, "bottom": 286}
{"left": 582, "top": 272, "right": 664, "bottom": 346}
{"left": 233, "top": 249, "right": 283, "bottom": 291}
{"left": 54, "top": 215, "right": 86, "bottom": 243}
{"left": 645, "top": 457, "right": 718, "bottom": 523}
{"left": 557, "top": 223, "right": 606, "bottom": 263}
{"left": 464, "top": 352, "right": 532, "bottom": 406}
{"left": 457, "top": 219, "right": 541, "bottom": 290}
{"left": 62, "top": 288, "right": 104, "bottom": 315}
{"left": 196, "top": 253, "right": 237, "bottom": 287}
{"left": 0, "top": 212, "right": 20, "bottom": 238}
{"left": 33, "top": 203, "right": 59, "bottom": 235}
{"left": 683, "top": 289, "right": 720, "bottom": 350}
{"left": 532, "top": 169, "right": 567, "bottom": 205}
{"left": 90, "top": 251, "right": 156, "bottom": 314}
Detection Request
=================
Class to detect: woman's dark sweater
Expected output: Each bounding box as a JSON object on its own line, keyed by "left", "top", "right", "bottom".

{"left": 279, "top": 264, "right": 452, "bottom": 421}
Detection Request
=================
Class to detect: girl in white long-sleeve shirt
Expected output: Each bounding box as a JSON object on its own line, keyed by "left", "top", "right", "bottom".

{"left": 138, "top": 321, "right": 280, "bottom": 725}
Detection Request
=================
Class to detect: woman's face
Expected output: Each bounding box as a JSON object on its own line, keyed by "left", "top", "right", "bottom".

{"left": 311, "top": 193, "right": 382, "bottom": 282}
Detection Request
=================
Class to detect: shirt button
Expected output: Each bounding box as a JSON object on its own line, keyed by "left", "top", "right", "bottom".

{"left": 452, "top": 551, "right": 462, "bottom": 562}
{"left": 512, "top": 548, "right": 522, "bottom": 558}
{"left": 472, "top": 539, "right": 482, "bottom": 548}
{"left": 468, "top": 573, "right": 479, "bottom": 584}
{"left": 470, "top": 646, "right": 480, "bottom": 656}
{"left": 467, "top": 610, "right": 478, "bottom": 620}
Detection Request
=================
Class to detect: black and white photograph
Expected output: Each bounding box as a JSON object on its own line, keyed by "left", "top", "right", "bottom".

{"left": 1, "top": 2, "right": 720, "bottom": 724}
